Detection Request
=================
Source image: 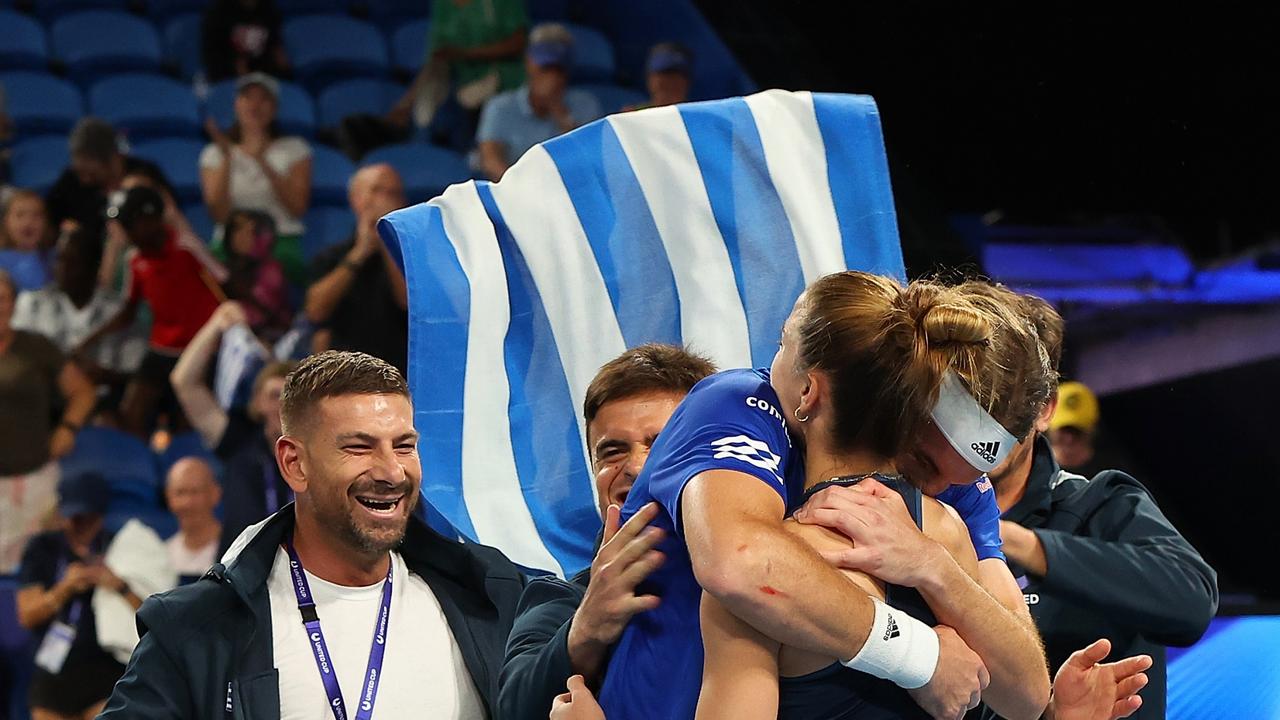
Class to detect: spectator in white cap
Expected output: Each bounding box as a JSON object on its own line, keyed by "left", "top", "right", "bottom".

{"left": 475, "top": 23, "right": 602, "bottom": 181}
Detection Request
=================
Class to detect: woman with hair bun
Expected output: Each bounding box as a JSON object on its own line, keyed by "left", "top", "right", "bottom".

{"left": 596, "top": 271, "right": 1051, "bottom": 720}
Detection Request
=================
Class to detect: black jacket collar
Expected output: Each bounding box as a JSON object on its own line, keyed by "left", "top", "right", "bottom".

{"left": 1003, "top": 435, "right": 1060, "bottom": 526}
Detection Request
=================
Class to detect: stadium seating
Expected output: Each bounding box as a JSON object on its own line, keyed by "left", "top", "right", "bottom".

{"left": 9, "top": 136, "right": 68, "bottom": 193}
{"left": 390, "top": 19, "right": 431, "bottom": 76}
{"left": 163, "top": 13, "right": 204, "bottom": 80}
{"left": 576, "top": 82, "right": 647, "bottom": 115}
{"left": 205, "top": 78, "right": 317, "bottom": 138}
{"left": 157, "top": 431, "right": 223, "bottom": 481}
{"left": 363, "top": 141, "right": 472, "bottom": 203}
{"left": 89, "top": 74, "right": 201, "bottom": 140}
{"left": 283, "top": 15, "right": 389, "bottom": 93}
{"left": 0, "top": 10, "right": 48, "bottom": 70}
{"left": 0, "top": 71, "right": 84, "bottom": 135}
{"left": 51, "top": 10, "right": 162, "bottom": 84}
{"left": 317, "top": 77, "right": 405, "bottom": 128}
{"left": 364, "top": 0, "right": 428, "bottom": 32}
{"left": 130, "top": 138, "right": 206, "bottom": 204}
{"left": 183, "top": 202, "right": 216, "bottom": 243}
{"left": 310, "top": 144, "right": 357, "bottom": 205}
{"left": 302, "top": 204, "right": 356, "bottom": 259}
{"left": 32, "top": 0, "right": 129, "bottom": 22}
{"left": 149, "top": 0, "right": 209, "bottom": 21}
{"left": 274, "top": 0, "right": 348, "bottom": 14}
{"left": 564, "top": 22, "right": 616, "bottom": 83}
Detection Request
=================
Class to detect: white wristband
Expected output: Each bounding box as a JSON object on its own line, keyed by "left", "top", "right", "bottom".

{"left": 840, "top": 597, "right": 940, "bottom": 689}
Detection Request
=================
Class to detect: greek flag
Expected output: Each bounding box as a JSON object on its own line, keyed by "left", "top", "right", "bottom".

{"left": 379, "top": 89, "right": 904, "bottom": 576}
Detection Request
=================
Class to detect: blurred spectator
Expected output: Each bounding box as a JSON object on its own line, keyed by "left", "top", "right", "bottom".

{"left": 476, "top": 23, "right": 602, "bottom": 181}
{"left": 76, "top": 187, "right": 221, "bottom": 438}
{"left": 12, "top": 227, "right": 146, "bottom": 400}
{"left": 221, "top": 209, "right": 291, "bottom": 341}
{"left": 163, "top": 457, "right": 222, "bottom": 582}
{"left": 201, "top": 0, "right": 289, "bottom": 84}
{"left": 625, "top": 42, "right": 693, "bottom": 111}
{"left": 15, "top": 471, "right": 139, "bottom": 719}
{"left": 200, "top": 73, "right": 312, "bottom": 285}
{"left": 0, "top": 188, "right": 54, "bottom": 292}
{"left": 46, "top": 118, "right": 173, "bottom": 243}
{"left": 1048, "top": 380, "right": 1099, "bottom": 472}
{"left": 304, "top": 164, "right": 408, "bottom": 371}
{"left": 169, "top": 301, "right": 294, "bottom": 555}
{"left": 0, "top": 269, "right": 96, "bottom": 574}
{"left": 0, "top": 80, "right": 11, "bottom": 145}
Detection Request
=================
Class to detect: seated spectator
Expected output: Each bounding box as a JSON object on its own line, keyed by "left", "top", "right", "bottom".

{"left": 0, "top": 188, "right": 54, "bottom": 291}
{"left": 15, "top": 471, "right": 140, "bottom": 720}
{"left": 46, "top": 118, "right": 173, "bottom": 242}
{"left": 222, "top": 209, "right": 291, "bottom": 341}
{"left": 200, "top": 73, "right": 311, "bottom": 285}
{"left": 201, "top": 0, "right": 289, "bottom": 84}
{"left": 1048, "top": 380, "right": 1100, "bottom": 472}
{"left": 304, "top": 163, "right": 408, "bottom": 371}
{"left": 13, "top": 227, "right": 146, "bottom": 402}
{"left": 476, "top": 23, "right": 603, "bottom": 181}
{"left": 163, "top": 457, "right": 222, "bottom": 582}
{"left": 0, "top": 269, "right": 96, "bottom": 574}
{"left": 625, "top": 42, "right": 693, "bottom": 111}
{"left": 169, "top": 301, "right": 294, "bottom": 555}
{"left": 368, "top": 0, "right": 527, "bottom": 154}
{"left": 76, "top": 187, "right": 222, "bottom": 438}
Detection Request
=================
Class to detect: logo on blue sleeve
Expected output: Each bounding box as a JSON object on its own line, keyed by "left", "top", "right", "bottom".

{"left": 711, "top": 435, "right": 783, "bottom": 481}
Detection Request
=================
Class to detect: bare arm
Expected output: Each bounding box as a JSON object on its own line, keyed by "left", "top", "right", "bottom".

{"left": 15, "top": 563, "right": 97, "bottom": 629}
{"left": 200, "top": 151, "right": 233, "bottom": 224}
{"left": 170, "top": 302, "right": 248, "bottom": 448}
{"left": 256, "top": 154, "right": 312, "bottom": 219}
{"left": 75, "top": 298, "right": 137, "bottom": 367}
{"left": 478, "top": 140, "right": 511, "bottom": 182}
{"left": 304, "top": 228, "right": 382, "bottom": 323}
{"left": 695, "top": 593, "right": 780, "bottom": 720}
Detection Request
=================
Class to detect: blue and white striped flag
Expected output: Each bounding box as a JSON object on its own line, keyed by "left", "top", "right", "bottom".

{"left": 379, "top": 89, "right": 905, "bottom": 576}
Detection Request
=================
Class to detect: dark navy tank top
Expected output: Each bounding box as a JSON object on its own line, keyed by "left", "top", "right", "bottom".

{"left": 778, "top": 473, "right": 935, "bottom": 720}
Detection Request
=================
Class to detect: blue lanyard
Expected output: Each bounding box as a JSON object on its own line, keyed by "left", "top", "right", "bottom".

{"left": 284, "top": 539, "right": 393, "bottom": 720}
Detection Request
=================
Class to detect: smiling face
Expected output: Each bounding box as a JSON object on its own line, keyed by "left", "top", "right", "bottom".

{"left": 287, "top": 393, "right": 421, "bottom": 556}
{"left": 587, "top": 390, "right": 685, "bottom": 515}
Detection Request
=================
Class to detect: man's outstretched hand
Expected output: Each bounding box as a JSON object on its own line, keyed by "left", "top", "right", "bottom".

{"left": 1047, "top": 639, "right": 1151, "bottom": 720}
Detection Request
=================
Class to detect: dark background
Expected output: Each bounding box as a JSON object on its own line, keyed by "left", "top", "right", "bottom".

{"left": 697, "top": 1, "right": 1280, "bottom": 603}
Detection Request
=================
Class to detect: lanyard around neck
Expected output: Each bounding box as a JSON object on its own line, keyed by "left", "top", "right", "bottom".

{"left": 283, "top": 539, "right": 393, "bottom": 720}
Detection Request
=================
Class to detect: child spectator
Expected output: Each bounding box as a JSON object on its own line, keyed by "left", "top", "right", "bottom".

{"left": 0, "top": 188, "right": 54, "bottom": 292}
{"left": 76, "top": 187, "right": 222, "bottom": 438}
{"left": 221, "top": 209, "right": 291, "bottom": 341}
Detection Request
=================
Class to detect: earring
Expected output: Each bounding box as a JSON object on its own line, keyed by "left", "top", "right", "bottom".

{"left": 794, "top": 407, "right": 809, "bottom": 423}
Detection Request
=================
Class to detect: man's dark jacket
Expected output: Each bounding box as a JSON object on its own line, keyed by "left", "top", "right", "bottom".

{"left": 997, "top": 436, "right": 1218, "bottom": 719}
{"left": 99, "top": 504, "right": 526, "bottom": 719}
{"left": 499, "top": 567, "right": 591, "bottom": 720}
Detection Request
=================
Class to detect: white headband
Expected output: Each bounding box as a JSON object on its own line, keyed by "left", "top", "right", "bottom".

{"left": 930, "top": 371, "right": 1017, "bottom": 473}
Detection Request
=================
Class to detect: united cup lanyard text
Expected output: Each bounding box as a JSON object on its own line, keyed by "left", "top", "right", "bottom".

{"left": 284, "top": 540, "right": 393, "bottom": 720}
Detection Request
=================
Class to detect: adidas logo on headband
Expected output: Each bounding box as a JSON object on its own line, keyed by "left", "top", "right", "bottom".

{"left": 971, "top": 441, "right": 1002, "bottom": 464}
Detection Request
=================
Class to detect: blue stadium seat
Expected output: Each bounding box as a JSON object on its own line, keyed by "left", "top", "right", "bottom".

{"left": 275, "top": 0, "right": 347, "bottom": 13}
{"left": 317, "top": 77, "right": 405, "bottom": 128}
{"left": 52, "top": 11, "right": 162, "bottom": 84}
{"left": 163, "top": 13, "right": 203, "bottom": 80}
{"left": 0, "top": 71, "right": 84, "bottom": 135}
{"left": 0, "top": 249, "right": 51, "bottom": 291}
{"left": 564, "top": 23, "right": 616, "bottom": 83}
{"left": 157, "top": 431, "right": 223, "bottom": 480}
{"left": 576, "top": 82, "right": 647, "bottom": 116}
{"left": 310, "top": 144, "right": 357, "bottom": 205}
{"left": 90, "top": 74, "right": 200, "bottom": 140}
{"left": 205, "top": 78, "right": 317, "bottom": 138}
{"left": 9, "top": 136, "right": 69, "bottom": 193}
{"left": 0, "top": 10, "right": 48, "bottom": 70}
{"left": 363, "top": 142, "right": 471, "bottom": 203}
{"left": 302, "top": 205, "right": 356, "bottom": 260}
{"left": 183, "top": 202, "right": 215, "bottom": 243}
{"left": 365, "top": 0, "right": 427, "bottom": 32}
{"left": 60, "top": 426, "right": 161, "bottom": 510}
{"left": 130, "top": 138, "right": 205, "bottom": 204}
{"left": 390, "top": 18, "right": 430, "bottom": 75}
{"left": 283, "top": 15, "right": 389, "bottom": 93}
{"left": 32, "top": 0, "right": 128, "bottom": 22}
{"left": 0, "top": 577, "right": 33, "bottom": 720}
{"left": 149, "top": 0, "right": 209, "bottom": 21}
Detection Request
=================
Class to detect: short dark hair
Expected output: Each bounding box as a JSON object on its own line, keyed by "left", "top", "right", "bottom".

{"left": 583, "top": 344, "right": 717, "bottom": 428}
{"left": 69, "top": 118, "right": 120, "bottom": 163}
{"left": 279, "top": 352, "right": 409, "bottom": 434}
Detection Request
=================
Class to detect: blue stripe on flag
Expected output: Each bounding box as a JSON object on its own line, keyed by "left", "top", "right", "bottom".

{"left": 679, "top": 98, "right": 807, "bottom": 367}
{"left": 379, "top": 207, "right": 479, "bottom": 542}
{"left": 543, "top": 121, "right": 682, "bottom": 348}
{"left": 475, "top": 183, "right": 599, "bottom": 574}
{"left": 811, "top": 93, "right": 906, "bottom": 281}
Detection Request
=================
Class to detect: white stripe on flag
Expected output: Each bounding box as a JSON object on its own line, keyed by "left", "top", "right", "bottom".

{"left": 743, "top": 90, "right": 848, "bottom": 283}
{"left": 488, "top": 145, "right": 627, "bottom": 503}
{"left": 435, "top": 182, "right": 564, "bottom": 576}
{"left": 607, "top": 106, "right": 753, "bottom": 370}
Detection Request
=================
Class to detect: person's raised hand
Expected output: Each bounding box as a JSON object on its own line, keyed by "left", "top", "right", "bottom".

{"left": 1047, "top": 639, "right": 1151, "bottom": 720}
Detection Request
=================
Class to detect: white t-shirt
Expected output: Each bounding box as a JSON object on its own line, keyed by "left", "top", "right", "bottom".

{"left": 267, "top": 549, "right": 485, "bottom": 720}
{"left": 12, "top": 286, "right": 147, "bottom": 373}
{"left": 199, "top": 137, "right": 312, "bottom": 236}
{"left": 165, "top": 531, "right": 219, "bottom": 577}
